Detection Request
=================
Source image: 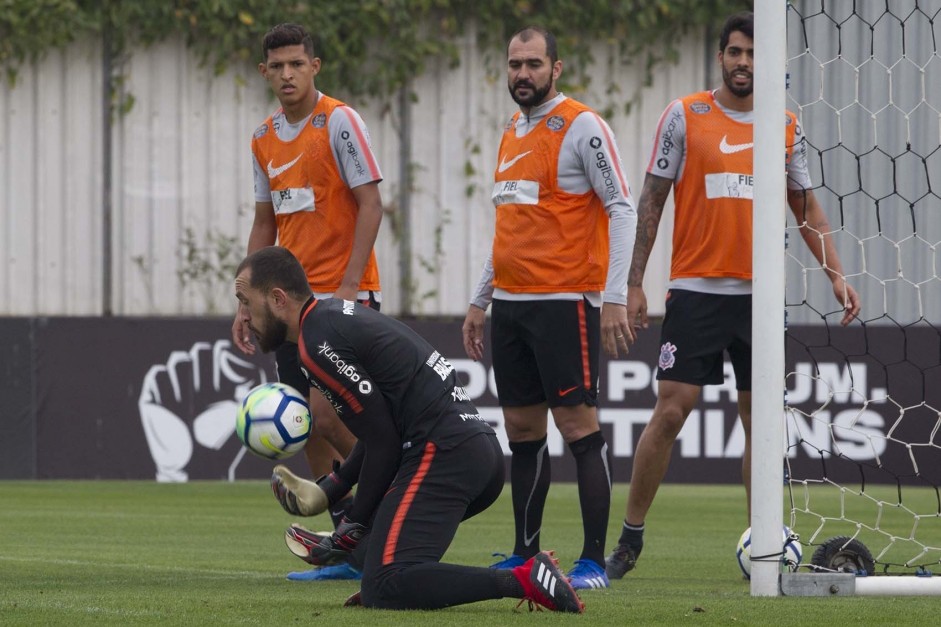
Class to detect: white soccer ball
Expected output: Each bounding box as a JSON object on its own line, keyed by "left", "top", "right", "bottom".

{"left": 235, "top": 382, "right": 311, "bottom": 460}
{"left": 736, "top": 526, "right": 802, "bottom": 579}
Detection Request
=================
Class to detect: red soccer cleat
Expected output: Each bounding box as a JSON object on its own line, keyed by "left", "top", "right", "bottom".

{"left": 512, "top": 551, "right": 585, "bottom": 613}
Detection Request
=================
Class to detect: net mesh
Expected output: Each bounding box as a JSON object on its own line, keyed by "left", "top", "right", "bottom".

{"left": 784, "top": 0, "right": 941, "bottom": 574}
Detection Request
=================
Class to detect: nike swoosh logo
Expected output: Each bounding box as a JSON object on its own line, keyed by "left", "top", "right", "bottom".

{"left": 558, "top": 385, "right": 579, "bottom": 397}
{"left": 719, "top": 136, "right": 754, "bottom": 154}
{"left": 497, "top": 150, "right": 532, "bottom": 173}
{"left": 266, "top": 154, "right": 303, "bottom": 178}
{"left": 523, "top": 439, "right": 549, "bottom": 546}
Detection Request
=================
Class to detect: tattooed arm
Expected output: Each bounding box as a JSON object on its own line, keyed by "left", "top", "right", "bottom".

{"left": 626, "top": 173, "right": 674, "bottom": 330}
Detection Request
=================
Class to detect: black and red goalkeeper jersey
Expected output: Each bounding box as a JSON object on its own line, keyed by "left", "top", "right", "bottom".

{"left": 296, "top": 297, "right": 493, "bottom": 525}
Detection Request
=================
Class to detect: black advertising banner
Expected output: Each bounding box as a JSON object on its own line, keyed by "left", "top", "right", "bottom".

{"left": 1, "top": 316, "right": 937, "bottom": 486}
{"left": 0, "top": 318, "right": 36, "bottom": 478}
{"left": 783, "top": 324, "right": 941, "bottom": 488}
{"left": 32, "top": 317, "right": 290, "bottom": 480}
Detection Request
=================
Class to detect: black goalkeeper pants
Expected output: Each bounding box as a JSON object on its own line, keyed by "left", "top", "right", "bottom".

{"left": 360, "top": 432, "right": 508, "bottom": 610}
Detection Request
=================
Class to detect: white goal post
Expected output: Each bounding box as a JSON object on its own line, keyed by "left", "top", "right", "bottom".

{"left": 752, "top": 0, "right": 941, "bottom": 596}
{"left": 751, "top": 0, "right": 788, "bottom": 597}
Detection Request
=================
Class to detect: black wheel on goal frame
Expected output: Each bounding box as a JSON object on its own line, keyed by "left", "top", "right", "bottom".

{"left": 810, "top": 536, "right": 876, "bottom": 576}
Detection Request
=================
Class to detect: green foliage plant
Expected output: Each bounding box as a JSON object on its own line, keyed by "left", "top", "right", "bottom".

{"left": 176, "top": 227, "right": 241, "bottom": 314}
{"left": 2, "top": 0, "right": 752, "bottom": 98}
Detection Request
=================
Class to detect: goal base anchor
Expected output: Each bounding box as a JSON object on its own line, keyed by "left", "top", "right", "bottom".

{"left": 780, "top": 572, "right": 856, "bottom": 596}
{"left": 782, "top": 573, "right": 941, "bottom": 596}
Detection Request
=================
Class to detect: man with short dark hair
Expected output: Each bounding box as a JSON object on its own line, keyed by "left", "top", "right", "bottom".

{"left": 605, "top": 11, "right": 860, "bottom": 579}
{"left": 231, "top": 22, "right": 385, "bottom": 580}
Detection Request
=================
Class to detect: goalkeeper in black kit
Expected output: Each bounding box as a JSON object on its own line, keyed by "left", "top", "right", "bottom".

{"left": 234, "top": 245, "right": 584, "bottom": 613}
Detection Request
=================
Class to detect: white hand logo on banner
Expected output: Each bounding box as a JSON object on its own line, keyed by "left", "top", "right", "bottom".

{"left": 138, "top": 340, "right": 268, "bottom": 482}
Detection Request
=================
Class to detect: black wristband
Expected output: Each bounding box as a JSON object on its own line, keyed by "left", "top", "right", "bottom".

{"left": 315, "top": 471, "right": 351, "bottom": 505}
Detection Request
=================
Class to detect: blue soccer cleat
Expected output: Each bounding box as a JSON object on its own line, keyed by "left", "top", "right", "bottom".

{"left": 489, "top": 552, "right": 526, "bottom": 569}
{"left": 567, "top": 558, "right": 610, "bottom": 590}
{"left": 286, "top": 563, "right": 363, "bottom": 581}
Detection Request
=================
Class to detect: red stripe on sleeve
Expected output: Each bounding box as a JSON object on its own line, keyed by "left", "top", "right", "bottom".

{"left": 382, "top": 442, "right": 437, "bottom": 565}
{"left": 339, "top": 106, "right": 381, "bottom": 180}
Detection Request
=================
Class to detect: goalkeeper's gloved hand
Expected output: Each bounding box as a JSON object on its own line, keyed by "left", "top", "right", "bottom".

{"left": 271, "top": 464, "right": 329, "bottom": 516}
{"left": 305, "top": 518, "right": 368, "bottom": 566}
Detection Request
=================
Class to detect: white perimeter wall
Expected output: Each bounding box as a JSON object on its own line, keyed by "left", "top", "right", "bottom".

{"left": 0, "top": 31, "right": 708, "bottom": 317}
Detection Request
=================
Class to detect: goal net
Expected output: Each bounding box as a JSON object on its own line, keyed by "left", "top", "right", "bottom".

{"left": 755, "top": 0, "right": 941, "bottom": 595}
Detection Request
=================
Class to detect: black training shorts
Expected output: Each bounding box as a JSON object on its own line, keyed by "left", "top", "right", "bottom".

{"left": 655, "top": 289, "right": 751, "bottom": 390}
{"left": 490, "top": 298, "right": 600, "bottom": 408}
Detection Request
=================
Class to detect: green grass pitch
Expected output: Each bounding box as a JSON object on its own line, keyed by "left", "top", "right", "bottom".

{"left": 0, "top": 481, "right": 937, "bottom": 625}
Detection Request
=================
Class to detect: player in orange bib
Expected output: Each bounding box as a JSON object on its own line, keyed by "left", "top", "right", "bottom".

{"left": 604, "top": 12, "right": 861, "bottom": 579}
{"left": 462, "top": 26, "right": 637, "bottom": 591}
{"left": 230, "top": 23, "right": 385, "bottom": 581}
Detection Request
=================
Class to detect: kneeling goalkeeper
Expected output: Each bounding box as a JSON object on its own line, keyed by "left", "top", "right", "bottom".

{"left": 234, "top": 245, "right": 584, "bottom": 613}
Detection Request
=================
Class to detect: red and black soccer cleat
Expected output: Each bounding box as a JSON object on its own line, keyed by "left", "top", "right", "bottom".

{"left": 512, "top": 551, "right": 585, "bottom": 613}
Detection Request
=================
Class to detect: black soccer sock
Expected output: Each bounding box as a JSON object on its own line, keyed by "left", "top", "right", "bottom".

{"left": 617, "top": 521, "right": 645, "bottom": 557}
{"left": 569, "top": 430, "right": 612, "bottom": 567}
{"left": 509, "top": 437, "right": 551, "bottom": 559}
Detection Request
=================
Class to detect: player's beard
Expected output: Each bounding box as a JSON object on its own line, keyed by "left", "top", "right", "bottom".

{"left": 255, "top": 304, "right": 288, "bottom": 353}
{"left": 722, "top": 65, "right": 753, "bottom": 98}
{"left": 509, "top": 76, "right": 554, "bottom": 108}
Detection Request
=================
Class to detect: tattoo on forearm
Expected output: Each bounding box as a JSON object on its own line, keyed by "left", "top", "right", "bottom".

{"left": 629, "top": 175, "right": 672, "bottom": 287}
